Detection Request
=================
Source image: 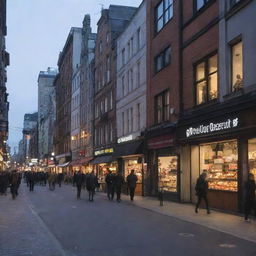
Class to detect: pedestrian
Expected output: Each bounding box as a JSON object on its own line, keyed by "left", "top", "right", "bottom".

{"left": 195, "top": 171, "right": 210, "bottom": 214}
{"left": 48, "top": 172, "right": 56, "bottom": 191}
{"left": 244, "top": 173, "right": 256, "bottom": 222}
{"left": 10, "top": 170, "right": 21, "bottom": 199}
{"left": 114, "top": 172, "right": 125, "bottom": 202}
{"left": 75, "top": 171, "right": 84, "bottom": 199}
{"left": 85, "top": 171, "right": 99, "bottom": 202}
{"left": 127, "top": 170, "right": 138, "bottom": 201}
{"left": 105, "top": 169, "right": 114, "bottom": 200}
{"left": 27, "top": 171, "right": 35, "bottom": 191}
{"left": 57, "top": 172, "right": 63, "bottom": 187}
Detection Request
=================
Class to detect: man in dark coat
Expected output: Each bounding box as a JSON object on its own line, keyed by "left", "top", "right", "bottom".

{"left": 127, "top": 170, "right": 138, "bottom": 201}
{"left": 10, "top": 170, "right": 21, "bottom": 199}
{"left": 195, "top": 172, "right": 210, "bottom": 214}
{"left": 75, "top": 171, "right": 84, "bottom": 199}
{"left": 105, "top": 169, "right": 114, "bottom": 200}
{"left": 114, "top": 172, "right": 125, "bottom": 202}
{"left": 57, "top": 173, "right": 63, "bottom": 187}
{"left": 244, "top": 173, "right": 256, "bottom": 221}
{"left": 85, "top": 171, "right": 99, "bottom": 202}
{"left": 27, "top": 171, "right": 35, "bottom": 191}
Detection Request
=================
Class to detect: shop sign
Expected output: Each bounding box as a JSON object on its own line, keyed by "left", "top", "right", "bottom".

{"left": 117, "top": 134, "right": 134, "bottom": 144}
{"left": 148, "top": 134, "right": 174, "bottom": 149}
{"left": 186, "top": 118, "right": 239, "bottom": 138}
{"left": 94, "top": 148, "right": 114, "bottom": 156}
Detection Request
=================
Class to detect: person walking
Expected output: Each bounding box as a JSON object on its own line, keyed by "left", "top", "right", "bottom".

{"left": 127, "top": 170, "right": 138, "bottom": 201}
{"left": 114, "top": 172, "right": 125, "bottom": 202}
{"left": 75, "top": 171, "right": 84, "bottom": 199}
{"left": 57, "top": 172, "right": 63, "bottom": 187}
{"left": 48, "top": 172, "right": 56, "bottom": 191}
{"left": 195, "top": 172, "right": 210, "bottom": 214}
{"left": 105, "top": 169, "right": 114, "bottom": 200}
{"left": 27, "top": 171, "right": 35, "bottom": 191}
{"left": 85, "top": 171, "right": 99, "bottom": 202}
{"left": 10, "top": 170, "right": 21, "bottom": 199}
{"left": 244, "top": 173, "right": 256, "bottom": 221}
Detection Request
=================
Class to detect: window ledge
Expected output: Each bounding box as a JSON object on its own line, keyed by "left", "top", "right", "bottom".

{"left": 223, "top": 88, "right": 244, "bottom": 100}
{"left": 193, "top": 99, "right": 218, "bottom": 111}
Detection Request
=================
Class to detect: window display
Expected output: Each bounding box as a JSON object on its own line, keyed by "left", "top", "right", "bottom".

{"left": 248, "top": 138, "right": 256, "bottom": 181}
{"left": 124, "top": 158, "right": 142, "bottom": 183}
{"left": 158, "top": 156, "right": 178, "bottom": 193}
{"left": 200, "top": 140, "right": 238, "bottom": 192}
{"left": 97, "top": 163, "right": 117, "bottom": 183}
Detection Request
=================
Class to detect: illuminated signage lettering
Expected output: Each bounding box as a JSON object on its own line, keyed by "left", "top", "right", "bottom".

{"left": 94, "top": 148, "right": 114, "bottom": 156}
{"left": 117, "top": 134, "right": 133, "bottom": 144}
{"left": 186, "top": 118, "right": 239, "bottom": 138}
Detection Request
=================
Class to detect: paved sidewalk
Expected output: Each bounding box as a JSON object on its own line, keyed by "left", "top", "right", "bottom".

{"left": 105, "top": 193, "right": 256, "bottom": 244}
{"left": 0, "top": 185, "right": 67, "bottom": 256}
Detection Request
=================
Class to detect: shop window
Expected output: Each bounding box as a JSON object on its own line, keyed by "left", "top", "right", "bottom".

{"left": 195, "top": 54, "right": 218, "bottom": 105}
{"left": 158, "top": 156, "right": 178, "bottom": 192}
{"left": 155, "top": 90, "right": 170, "bottom": 124}
{"left": 124, "top": 158, "right": 143, "bottom": 183}
{"left": 155, "top": 46, "right": 171, "bottom": 73}
{"left": 195, "top": 0, "right": 211, "bottom": 11}
{"left": 248, "top": 138, "right": 256, "bottom": 182}
{"left": 200, "top": 140, "right": 238, "bottom": 192}
{"left": 231, "top": 41, "right": 243, "bottom": 92}
{"left": 155, "top": 0, "right": 173, "bottom": 33}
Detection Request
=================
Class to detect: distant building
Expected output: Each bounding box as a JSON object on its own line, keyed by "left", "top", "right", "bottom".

{"left": 92, "top": 5, "right": 138, "bottom": 182}
{"left": 0, "top": 0, "right": 9, "bottom": 170}
{"left": 55, "top": 27, "right": 82, "bottom": 166}
{"left": 37, "top": 67, "right": 57, "bottom": 161}
{"left": 115, "top": 0, "right": 147, "bottom": 195}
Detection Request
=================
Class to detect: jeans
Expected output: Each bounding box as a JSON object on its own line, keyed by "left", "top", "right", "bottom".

{"left": 196, "top": 194, "right": 209, "bottom": 212}
{"left": 129, "top": 187, "right": 136, "bottom": 201}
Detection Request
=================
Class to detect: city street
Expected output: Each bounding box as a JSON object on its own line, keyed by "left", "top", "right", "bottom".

{"left": 0, "top": 182, "right": 255, "bottom": 256}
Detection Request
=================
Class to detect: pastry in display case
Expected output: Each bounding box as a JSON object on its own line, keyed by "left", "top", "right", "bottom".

{"left": 248, "top": 147, "right": 256, "bottom": 182}
{"left": 158, "top": 156, "right": 178, "bottom": 193}
{"left": 201, "top": 141, "right": 238, "bottom": 192}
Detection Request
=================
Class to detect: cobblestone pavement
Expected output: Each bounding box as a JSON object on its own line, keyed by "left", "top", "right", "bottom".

{"left": 0, "top": 182, "right": 256, "bottom": 256}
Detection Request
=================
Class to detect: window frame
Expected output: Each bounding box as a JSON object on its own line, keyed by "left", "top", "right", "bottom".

{"left": 194, "top": 0, "right": 211, "bottom": 12}
{"left": 155, "top": 0, "right": 174, "bottom": 33}
{"left": 154, "top": 46, "right": 171, "bottom": 74}
{"left": 194, "top": 52, "right": 218, "bottom": 106}
{"left": 154, "top": 90, "right": 170, "bottom": 124}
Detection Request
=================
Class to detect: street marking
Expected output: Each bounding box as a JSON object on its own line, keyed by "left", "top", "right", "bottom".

{"left": 178, "top": 233, "right": 195, "bottom": 238}
{"left": 219, "top": 244, "right": 237, "bottom": 248}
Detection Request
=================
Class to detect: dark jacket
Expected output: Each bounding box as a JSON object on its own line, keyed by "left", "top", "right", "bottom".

{"left": 245, "top": 179, "right": 256, "bottom": 201}
{"left": 195, "top": 175, "right": 208, "bottom": 196}
{"left": 114, "top": 174, "right": 125, "bottom": 189}
{"left": 85, "top": 173, "right": 98, "bottom": 191}
{"left": 105, "top": 173, "right": 114, "bottom": 185}
{"left": 127, "top": 174, "right": 138, "bottom": 189}
{"left": 75, "top": 173, "right": 85, "bottom": 187}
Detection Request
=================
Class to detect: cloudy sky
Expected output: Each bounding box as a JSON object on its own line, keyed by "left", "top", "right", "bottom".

{"left": 6, "top": 0, "right": 142, "bottom": 152}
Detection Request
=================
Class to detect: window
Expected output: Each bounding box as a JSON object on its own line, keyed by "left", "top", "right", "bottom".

{"left": 231, "top": 41, "right": 243, "bottom": 92}
{"left": 126, "top": 109, "right": 129, "bottom": 134}
{"left": 137, "top": 61, "right": 141, "bottom": 87}
{"left": 155, "top": 46, "right": 171, "bottom": 73}
{"left": 99, "top": 41, "right": 102, "bottom": 53}
{"left": 137, "top": 28, "right": 141, "bottom": 51}
{"left": 131, "top": 37, "right": 134, "bottom": 56}
{"left": 130, "top": 69, "right": 133, "bottom": 91}
{"left": 155, "top": 90, "right": 170, "bottom": 124}
{"left": 122, "top": 75, "right": 125, "bottom": 96}
{"left": 122, "top": 48, "right": 125, "bottom": 66}
{"left": 105, "top": 125, "right": 108, "bottom": 144}
{"left": 195, "top": 54, "right": 218, "bottom": 105}
{"left": 137, "top": 103, "right": 141, "bottom": 130}
{"left": 122, "top": 112, "right": 125, "bottom": 136}
{"left": 195, "top": 0, "right": 210, "bottom": 11}
{"left": 110, "top": 91, "right": 113, "bottom": 110}
{"left": 130, "top": 108, "right": 133, "bottom": 132}
{"left": 127, "top": 71, "right": 130, "bottom": 93}
{"left": 155, "top": 0, "right": 173, "bottom": 33}
{"left": 106, "top": 32, "right": 110, "bottom": 44}
{"left": 128, "top": 42, "right": 131, "bottom": 60}
{"left": 106, "top": 56, "right": 111, "bottom": 83}
{"left": 104, "top": 97, "right": 108, "bottom": 112}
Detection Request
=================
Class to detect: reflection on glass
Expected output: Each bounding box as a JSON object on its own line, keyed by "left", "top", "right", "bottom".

{"left": 196, "top": 62, "right": 205, "bottom": 81}
{"left": 158, "top": 156, "right": 178, "bottom": 192}
{"left": 209, "top": 73, "right": 218, "bottom": 100}
{"left": 197, "top": 81, "right": 207, "bottom": 105}
{"left": 232, "top": 41, "right": 243, "bottom": 91}
{"left": 209, "top": 55, "right": 217, "bottom": 73}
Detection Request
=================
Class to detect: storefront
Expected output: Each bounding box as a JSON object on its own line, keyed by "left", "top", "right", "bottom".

{"left": 69, "top": 157, "right": 93, "bottom": 174}
{"left": 179, "top": 102, "right": 256, "bottom": 212}
{"left": 146, "top": 132, "right": 180, "bottom": 202}
{"left": 91, "top": 148, "right": 117, "bottom": 191}
{"left": 114, "top": 139, "right": 145, "bottom": 195}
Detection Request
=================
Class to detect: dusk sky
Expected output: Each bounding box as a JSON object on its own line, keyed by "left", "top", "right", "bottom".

{"left": 6, "top": 0, "right": 142, "bottom": 153}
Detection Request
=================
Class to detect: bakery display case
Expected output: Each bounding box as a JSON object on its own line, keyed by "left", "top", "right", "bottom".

{"left": 248, "top": 138, "right": 256, "bottom": 181}
{"left": 124, "top": 159, "right": 143, "bottom": 183}
{"left": 200, "top": 140, "right": 238, "bottom": 192}
{"left": 158, "top": 156, "right": 178, "bottom": 193}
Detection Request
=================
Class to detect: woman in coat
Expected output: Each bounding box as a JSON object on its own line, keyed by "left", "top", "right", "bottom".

{"left": 85, "top": 171, "right": 99, "bottom": 202}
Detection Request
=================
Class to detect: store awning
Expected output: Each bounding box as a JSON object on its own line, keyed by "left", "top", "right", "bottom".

{"left": 57, "top": 162, "right": 70, "bottom": 167}
{"left": 69, "top": 157, "right": 93, "bottom": 166}
{"left": 90, "top": 155, "right": 113, "bottom": 164}
{"left": 113, "top": 140, "right": 143, "bottom": 158}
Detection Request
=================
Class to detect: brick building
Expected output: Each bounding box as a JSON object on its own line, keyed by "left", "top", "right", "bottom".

{"left": 92, "top": 5, "right": 137, "bottom": 182}
{"left": 0, "top": 0, "right": 9, "bottom": 170}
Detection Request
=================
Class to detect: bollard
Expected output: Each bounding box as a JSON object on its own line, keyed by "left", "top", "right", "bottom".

{"left": 159, "top": 190, "right": 164, "bottom": 206}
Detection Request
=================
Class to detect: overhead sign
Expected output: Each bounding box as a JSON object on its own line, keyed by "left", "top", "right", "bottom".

{"left": 117, "top": 134, "right": 133, "bottom": 144}
{"left": 186, "top": 118, "right": 239, "bottom": 138}
{"left": 94, "top": 148, "right": 114, "bottom": 156}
